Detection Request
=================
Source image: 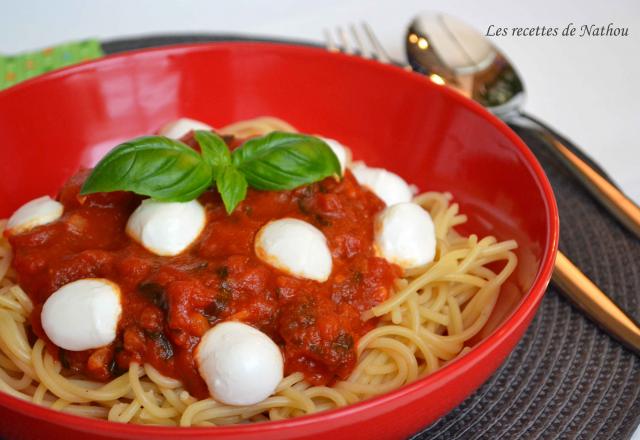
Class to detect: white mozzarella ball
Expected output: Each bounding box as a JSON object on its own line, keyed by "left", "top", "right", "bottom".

{"left": 41, "top": 279, "right": 122, "bottom": 351}
{"left": 159, "top": 118, "right": 213, "bottom": 139}
{"left": 126, "top": 199, "right": 206, "bottom": 256}
{"left": 255, "top": 218, "right": 332, "bottom": 282}
{"left": 350, "top": 162, "right": 413, "bottom": 206}
{"left": 319, "top": 137, "right": 349, "bottom": 174}
{"left": 374, "top": 202, "right": 436, "bottom": 270}
{"left": 6, "top": 196, "right": 64, "bottom": 234}
{"left": 196, "top": 321, "right": 283, "bottom": 406}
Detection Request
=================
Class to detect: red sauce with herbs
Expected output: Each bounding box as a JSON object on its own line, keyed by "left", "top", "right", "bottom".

{"left": 7, "top": 145, "right": 400, "bottom": 399}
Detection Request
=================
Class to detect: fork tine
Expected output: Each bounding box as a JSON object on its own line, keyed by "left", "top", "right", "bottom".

{"left": 336, "top": 26, "right": 353, "bottom": 54}
{"left": 348, "top": 23, "right": 367, "bottom": 58}
{"left": 361, "top": 22, "right": 391, "bottom": 63}
{"left": 323, "top": 29, "right": 339, "bottom": 52}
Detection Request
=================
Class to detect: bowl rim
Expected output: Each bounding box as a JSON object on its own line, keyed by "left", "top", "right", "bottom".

{"left": 0, "top": 41, "right": 559, "bottom": 436}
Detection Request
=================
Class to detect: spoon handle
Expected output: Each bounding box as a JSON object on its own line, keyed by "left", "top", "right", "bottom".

{"left": 511, "top": 114, "right": 640, "bottom": 240}
{"left": 553, "top": 251, "right": 640, "bottom": 355}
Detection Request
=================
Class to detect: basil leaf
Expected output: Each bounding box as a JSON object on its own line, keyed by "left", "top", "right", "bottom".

{"left": 194, "top": 130, "right": 231, "bottom": 178}
{"left": 80, "top": 136, "right": 213, "bottom": 202}
{"left": 231, "top": 132, "right": 341, "bottom": 190}
{"left": 216, "top": 166, "right": 248, "bottom": 214}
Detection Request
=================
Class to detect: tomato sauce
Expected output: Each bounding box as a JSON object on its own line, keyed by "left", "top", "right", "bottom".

{"left": 7, "top": 144, "right": 400, "bottom": 398}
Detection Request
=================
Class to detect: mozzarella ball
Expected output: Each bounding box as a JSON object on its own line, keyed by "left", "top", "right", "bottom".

{"left": 41, "top": 279, "right": 122, "bottom": 351}
{"left": 255, "top": 218, "right": 332, "bottom": 282}
{"left": 6, "top": 196, "right": 63, "bottom": 234}
{"left": 374, "top": 202, "right": 436, "bottom": 270}
{"left": 196, "top": 321, "right": 283, "bottom": 406}
{"left": 319, "top": 137, "right": 349, "bottom": 175}
{"left": 159, "top": 118, "right": 213, "bottom": 139}
{"left": 350, "top": 162, "right": 413, "bottom": 206}
{"left": 126, "top": 199, "right": 206, "bottom": 256}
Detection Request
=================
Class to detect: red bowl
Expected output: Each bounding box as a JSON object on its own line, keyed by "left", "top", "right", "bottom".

{"left": 0, "top": 42, "right": 558, "bottom": 440}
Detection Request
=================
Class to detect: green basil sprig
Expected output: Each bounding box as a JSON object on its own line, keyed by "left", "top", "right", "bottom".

{"left": 80, "top": 130, "right": 341, "bottom": 214}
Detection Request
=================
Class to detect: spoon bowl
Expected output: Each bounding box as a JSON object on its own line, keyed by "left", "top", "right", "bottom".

{"left": 406, "top": 12, "right": 524, "bottom": 118}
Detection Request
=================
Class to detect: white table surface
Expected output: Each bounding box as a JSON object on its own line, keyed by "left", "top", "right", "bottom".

{"left": 1, "top": 0, "right": 639, "bottom": 437}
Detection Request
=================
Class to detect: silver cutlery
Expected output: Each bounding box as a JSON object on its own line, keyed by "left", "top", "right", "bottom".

{"left": 324, "top": 22, "right": 640, "bottom": 355}
{"left": 406, "top": 12, "right": 640, "bottom": 240}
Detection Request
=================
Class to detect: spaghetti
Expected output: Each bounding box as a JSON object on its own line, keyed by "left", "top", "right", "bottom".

{"left": 0, "top": 117, "right": 517, "bottom": 426}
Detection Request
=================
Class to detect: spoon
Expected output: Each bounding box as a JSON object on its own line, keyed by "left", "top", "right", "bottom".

{"left": 406, "top": 12, "right": 640, "bottom": 239}
{"left": 405, "top": 12, "right": 640, "bottom": 355}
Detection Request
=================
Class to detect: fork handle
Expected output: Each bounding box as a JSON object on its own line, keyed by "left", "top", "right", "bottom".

{"left": 510, "top": 114, "right": 640, "bottom": 240}
{"left": 553, "top": 251, "right": 640, "bottom": 355}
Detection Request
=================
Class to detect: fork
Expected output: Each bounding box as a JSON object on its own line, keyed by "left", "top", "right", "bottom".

{"left": 323, "top": 22, "right": 640, "bottom": 355}
{"left": 323, "top": 23, "right": 411, "bottom": 70}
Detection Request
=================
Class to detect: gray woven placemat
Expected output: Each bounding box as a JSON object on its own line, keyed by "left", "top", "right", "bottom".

{"left": 415, "top": 122, "right": 640, "bottom": 439}
{"left": 75, "top": 34, "right": 640, "bottom": 439}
